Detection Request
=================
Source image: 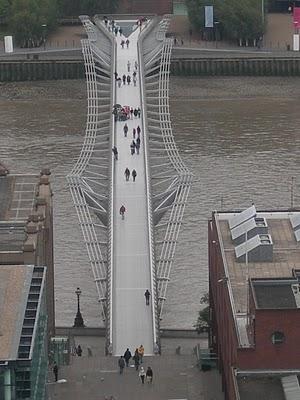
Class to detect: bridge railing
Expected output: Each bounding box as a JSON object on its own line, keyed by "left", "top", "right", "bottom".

{"left": 138, "top": 17, "right": 161, "bottom": 350}
{"left": 140, "top": 16, "right": 192, "bottom": 321}
{"left": 67, "top": 16, "right": 115, "bottom": 328}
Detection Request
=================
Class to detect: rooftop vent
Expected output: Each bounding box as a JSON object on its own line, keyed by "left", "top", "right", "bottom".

{"left": 235, "top": 234, "right": 273, "bottom": 263}
{"left": 281, "top": 375, "right": 300, "bottom": 400}
{"left": 290, "top": 213, "right": 300, "bottom": 230}
{"left": 231, "top": 217, "right": 268, "bottom": 245}
{"left": 228, "top": 205, "right": 256, "bottom": 230}
{"left": 291, "top": 284, "right": 300, "bottom": 308}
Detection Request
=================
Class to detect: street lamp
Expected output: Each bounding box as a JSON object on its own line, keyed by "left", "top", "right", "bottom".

{"left": 42, "top": 24, "right": 47, "bottom": 51}
{"left": 214, "top": 21, "right": 220, "bottom": 48}
{"left": 73, "top": 287, "right": 85, "bottom": 327}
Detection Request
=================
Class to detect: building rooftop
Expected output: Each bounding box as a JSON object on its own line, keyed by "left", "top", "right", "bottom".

{"left": 215, "top": 210, "right": 300, "bottom": 346}
{"left": 252, "top": 279, "right": 299, "bottom": 309}
{"left": 0, "top": 265, "right": 33, "bottom": 360}
{"left": 237, "top": 374, "right": 285, "bottom": 400}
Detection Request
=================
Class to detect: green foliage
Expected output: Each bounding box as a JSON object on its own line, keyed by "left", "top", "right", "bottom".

{"left": 194, "top": 292, "right": 210, "bottom": 333}
{"left": 0, "top": 0, "right": 11, "bottom": 19}
{"left": 9, "top": 0, "right": 57, "bottom": 46}
{"left": 186, "top": 0, "right": 265, "bottom": 41}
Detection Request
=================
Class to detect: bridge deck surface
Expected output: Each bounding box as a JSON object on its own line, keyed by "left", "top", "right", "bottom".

{"left": 112, "top": 23, "right": 154, "bottom": 356}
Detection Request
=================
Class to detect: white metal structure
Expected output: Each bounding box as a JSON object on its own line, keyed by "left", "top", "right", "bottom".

{"left": 68, "top": 15, "right": 192, "bottom": 354}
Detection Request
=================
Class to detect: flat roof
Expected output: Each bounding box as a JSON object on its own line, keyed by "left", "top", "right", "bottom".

{"left": 215, "top": 210, "right": 300, "bottom": 346}
{"left": 237, "top": 374, "right": 285, "bottom": 400}
{"left": 0, "top": 265, "right": 33, "bottom": 360}
{"left": 253, "top": 280, "right": 298, "bottom": 309}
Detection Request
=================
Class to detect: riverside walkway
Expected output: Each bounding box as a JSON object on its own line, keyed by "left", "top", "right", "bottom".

{"left": 67, "top": 15, "right": 192, "bottom": 357}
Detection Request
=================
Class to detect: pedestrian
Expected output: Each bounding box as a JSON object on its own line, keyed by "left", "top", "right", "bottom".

{"left": 122, "top": 74, "right": 126, "bottom": 85}
{"left": 126, "top": 38, "right": 130, "bottom": 48}
{"left": 138, "top": 344, "right": 144, "bottom": 364}
{"left": 124, "top": 167, "right": 130, "bottom": 181}
{"left": 130, "top": 107, "right": 134, "bottom": 119}
{"left": 112, "top": 146, "right": 118, "bottom": 160}
{"left": 119, "top": 27, "right": 123, "bottom": 36}
{"left": 53, "top": 362, "right": 58, "bottom": 382}
{"left": 127, "top": 75, "right": 131, "bottom": 85}
{"left": 124, "top": 348, "right": 132, "bottom": 367}
{"left": 133, "top": 128, "right": 136, "bottom": 139}
{"left": 77, "top": 344, "right": 82, "bottom": 356}
{"left": 133, "top": 108, "right": 138, "bottom": 118}
{"left": 127, "top": 60, "right": 131, "bottom": 72}
{"left": 114, "top": 71, "right": 118, "bottom": 80}
{"left": 130, "top": 141, "right": 135, "bottom": 155}
{"left": 139, "top": 366, "right": 146, "bottom": 384}
{"left": 132, "top": 169, "right": 137, "bottom": 182}
{"left": 133, "top": 70, "right": 137, "bottom": 78}
{"left": 136, "top": 136, "right": 141, "bottom": 146}
{"left": 144, "top": 289, "right": 150, "bottom": 305}
{"left": 133, "top": 76, "right": 137, "bottom": 86}
{"left": 136, "top": 142, "right": 140, "bottom": 155}
{"left": 137, "top": 125, "right": 141, "bottom": 136}
{"left": 123, "top": 123, "right": 128, "bottom": 137}
{"left": 104, "top": 17, "right": 108, "bottom": 27}
{"left": 117, "top": 77, "right": 122, "bottom": 88}
{"left": 133, "top": 348, "right": 140, "bottom": 370}
{"left": 118, "top": 356, "right": 125, "bottom": 374}
{"left": 137, "top": 107, "right": 141, "bottom": 118}
{"left": 146, "top": 367, "right": 153, "bottom": 383}
{"left": 114, "top": 26, "right": 118, "bottom": 36}
{"left": 121, "top": 40, "right": 125, "bottom": 49}
{"left": 87, "top": 346, "right": 93, "bottom": 357}
{"left": 134, "top": 60, "right": 138, "bottom": 70}
{"left": 120, "top": 205, "right": 126, "bottom": 220}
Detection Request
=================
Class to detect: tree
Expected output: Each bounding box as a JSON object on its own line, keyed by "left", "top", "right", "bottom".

{"left": 186, "top": 0, "right": 265, "bottom": 43}
{"left": 194, "top": 293, "right": 210, "bottom": 334}
{"left": 9, "top": 0, "right": 58, "bottom": 47}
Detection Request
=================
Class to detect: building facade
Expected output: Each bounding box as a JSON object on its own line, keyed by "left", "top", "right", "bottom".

{"left": 209, "top": 208, "right": 300, "bottom": 400}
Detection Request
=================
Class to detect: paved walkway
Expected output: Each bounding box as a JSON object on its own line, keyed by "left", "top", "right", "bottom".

{"left": 112, "top": 21, "right": 154, "bottom": 356}
{"left": 47, "top": 336, "right": 224, "bottom": 400}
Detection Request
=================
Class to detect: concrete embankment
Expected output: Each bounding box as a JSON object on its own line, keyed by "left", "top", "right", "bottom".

{"left": 1, "top": 56, "right": 300, "bottom": 81}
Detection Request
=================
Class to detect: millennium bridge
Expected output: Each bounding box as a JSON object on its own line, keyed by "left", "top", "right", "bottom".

{"left": 67, "top": 15, "right": 192, "bottom": 356}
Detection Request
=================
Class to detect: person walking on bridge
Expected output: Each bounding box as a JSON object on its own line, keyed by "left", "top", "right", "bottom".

{"left": 132, "top": 169, "right": 137, "bottom": 182}
{"left": 122, "top": 74, "right": 126, "bottom": 85}
{"left": 118, "top": 356, "right": 125, "bottom": 374}
{"left": 133, "top": 348, "right": 140, "bottom": 370}
{"left": 123, "top": 123, "right": 128, "bottom": 137}
{"left": 144, "top": 289, "right": 150, "bottom": 305}
{"left": 138, "top": 345, "right": 145, "bottom": 364}
{"left": 137, "top": 125, "right": 141, "bottom": 137}
{"left": 146, "top": 366, "right": 153, "bottom": 383}
{"left": 124, "top": 348, "right": 132, "bottom": 367}
{"left": 127, "top": 75, "right": 131, "bottom": 85}
{"left": 139, "top": 366, "right": 146, "bottom": 384}
{"left": 112, "top": 146, "right": 118, "bottom": 160}
{"left": 127, "top": 60, "right": 131, "bottom": 72}
{"left": 124, "top": 168, "right": 130, "bottom": 181}
{"left": 119, "top": 205, "right": 126, "bottom": 220}
{"left": 126, "top": 38, "right": 130, "bottom": 48}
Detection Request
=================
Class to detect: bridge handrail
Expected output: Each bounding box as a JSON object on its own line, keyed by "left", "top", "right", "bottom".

{"left": 138, "top": 17, "right": 162, "bottom": 349}
{"left": 94, "top": 15, "right": 116, "bottom": 353}
{"left": 140, "top": 17, "right": 192, "bottom": 319}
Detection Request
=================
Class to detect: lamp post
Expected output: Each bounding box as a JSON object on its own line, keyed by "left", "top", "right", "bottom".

{"left": 42, "top": 24, "right": 47, "bottom": 51}
{"left": 73, "top": 287, "right": 85, "bottom": 327}
{"left": 214, "top": 21, "right": 220, "bottom": 48}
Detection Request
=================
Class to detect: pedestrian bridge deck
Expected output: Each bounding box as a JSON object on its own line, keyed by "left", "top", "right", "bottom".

{"left": 68, "top": 16, "right": 192, "bottom": 358}
{"left": 112, "top": 24, "right": 154, "bottom": 356}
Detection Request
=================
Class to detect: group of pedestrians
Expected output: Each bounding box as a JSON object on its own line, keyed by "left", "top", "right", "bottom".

{"left": 120, "top": 38, "right": 130, "bottom": 49}
{"left": 124, "top": 168, "right": 137, "bottom": 182}
{"left": 118, "top": 345, "right": 153, "bottom": 384}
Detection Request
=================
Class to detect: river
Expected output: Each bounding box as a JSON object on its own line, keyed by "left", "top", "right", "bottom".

{"left": 0, "top": 76, "right": 299, "bottom": 328}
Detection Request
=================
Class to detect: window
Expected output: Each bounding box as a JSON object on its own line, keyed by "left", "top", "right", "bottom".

{"left": 271, "top": 331, "right": 285, "bottom": 345}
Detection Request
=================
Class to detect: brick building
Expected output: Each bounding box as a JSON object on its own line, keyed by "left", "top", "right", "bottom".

{"left": 209, "top": 206, "right": 300, "bottom": 400}
{"left": 0, "top": 168, "right": 55, "bottom": 338}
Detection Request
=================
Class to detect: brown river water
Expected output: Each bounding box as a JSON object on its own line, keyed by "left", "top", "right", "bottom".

{"left": 0, "top": 76, "right": 300, "bottom": 328}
